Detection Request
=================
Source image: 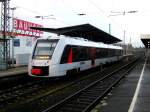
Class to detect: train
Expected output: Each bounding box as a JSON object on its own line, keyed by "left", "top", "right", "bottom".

{"left": 28, "top": 36, "right": 123, "bottom": 77}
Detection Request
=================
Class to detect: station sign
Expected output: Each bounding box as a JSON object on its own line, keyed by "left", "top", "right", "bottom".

{"left": 13, "top": 39, "right": 20, "bottom": 47}
{"left": 13, "top": 18, "right": 43, "bottom": 37}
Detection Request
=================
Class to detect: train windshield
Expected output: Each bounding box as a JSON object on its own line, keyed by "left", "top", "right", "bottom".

{"left": 33, "top": 39, "right": 58, "bottom": 59}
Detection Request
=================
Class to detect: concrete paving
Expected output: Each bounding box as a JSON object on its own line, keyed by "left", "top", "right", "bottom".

{"left": 0, "top": 66, "right": 27, "bottom": 78}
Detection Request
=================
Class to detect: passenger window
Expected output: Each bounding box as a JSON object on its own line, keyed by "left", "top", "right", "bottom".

{"left": 72, "top": 46, "right": 79, "bottom": 62}
{"left": 60, "top": 45, "right": 71, "bottom": 64}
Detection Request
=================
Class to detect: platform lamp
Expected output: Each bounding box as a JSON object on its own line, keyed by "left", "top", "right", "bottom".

{"left": 35, "top": 15, "right": 71, "bottom": 27}
{"left": 35, "top": 15, "right": 56, "bottom": 28}
{"left": 35, "top": 15, "right": 56, "bottom": 20}
{"left": 10, "top": 7, "right": 17, "bottom": 67}
{"left": 77, "top": 13, "right": 86, "bottom": 16}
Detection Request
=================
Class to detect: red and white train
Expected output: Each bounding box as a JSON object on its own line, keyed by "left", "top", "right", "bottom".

{"left": 28, "top": 36, "right": 123, "bottom": 77}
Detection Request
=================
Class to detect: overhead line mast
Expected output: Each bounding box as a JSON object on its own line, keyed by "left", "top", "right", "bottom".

{"left": 0, "top": 0, "right": 11, "bottom": 70}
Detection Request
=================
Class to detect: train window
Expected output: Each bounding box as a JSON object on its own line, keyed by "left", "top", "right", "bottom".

{"left": 60, "top": 45, "right": 71, "bottom": 64}
{"left": 101, "top": 48, "right": 106, "bottom": 57}
{"left": 115, "top": 50, "right": 118, "bottom": 56}
{"left": 78, "top": 46, "right": 85, "bottom": 61}
{"left": 33, "top": 39, "right": 58, "bottom": 59}
{"left": 117, "top": 50, "right": 122, "bottom": 56}
{"left": 61, "top": 45, "right": 107, "bottom": 63}
{"left": 86, "top": 47, "right": 91, "bottom": 60}
{"left": 72, "top": 46, "right": 80, "bottom": 62}
{"left": 96, "top": 48, "right": 100, "bottom": 58}
{"left": 73, "top": 46, "right": 90, "bottom": 62}
{"left": 79, "top": 46, "right": 89, "bottom": 61}
{"left": 60, "top": 45, "right": 82, "bottom": 63}
{"left": 112, "top": 49, "right": 114, "bottom": 56}
{"left": 108, "top": 49, "right": 113, "bottom": 57}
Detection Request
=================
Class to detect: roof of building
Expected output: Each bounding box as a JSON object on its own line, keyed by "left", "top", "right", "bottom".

{"left": 31, "top": 23, "right": 121, "bottom": 44}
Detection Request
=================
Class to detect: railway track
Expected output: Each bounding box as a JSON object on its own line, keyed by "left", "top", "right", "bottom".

{"left": 41, "top": 59, "right": 137, "bottom": 112}
{"left": 0, "top": 64, "right": 117, "bottom": 111}
{"left": 0, "top": 78, "right": 50, "bottom": 105}
{"left": 0, "top": 74, "right": 28, "bottom": 90}
{"left": 1, "top": 57, "right": 138, "bottom": 112}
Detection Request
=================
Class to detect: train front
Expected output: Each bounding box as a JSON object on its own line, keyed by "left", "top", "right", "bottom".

{"left": 28, "top": 39, "right": 58, "bottom": 77}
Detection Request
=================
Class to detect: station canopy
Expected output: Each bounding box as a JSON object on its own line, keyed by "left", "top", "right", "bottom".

{"left": 31, "top": 24, "right": 121, "bottom": 44}
{"left": 141, "top": 39, "right": 150, "bottom": 48}
{"left": 141, "top": 34, "right": 150, "bottom": 48}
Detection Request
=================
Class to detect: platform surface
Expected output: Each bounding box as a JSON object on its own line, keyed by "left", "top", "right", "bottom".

{"left": 99, "top": 51, "right": 150, "bottom": 112}
{"left": 0, "top": 66, "right": 27, "bottom": 78}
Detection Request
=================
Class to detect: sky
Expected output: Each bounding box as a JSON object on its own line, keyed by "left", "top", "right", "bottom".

{"left": 9, "top": 0, "right": 150, "bottom": 47}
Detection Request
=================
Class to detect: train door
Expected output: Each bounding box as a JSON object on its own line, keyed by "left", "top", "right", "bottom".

{"left": 78, "top": 46, "right": 87, "bottom": 71}
{"left": 90, "top": 47, "right": 96, "bottom": 66}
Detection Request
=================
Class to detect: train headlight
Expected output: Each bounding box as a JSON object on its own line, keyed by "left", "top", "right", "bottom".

{"left": 36, "top": 56, "right": 50, "bottom": 59}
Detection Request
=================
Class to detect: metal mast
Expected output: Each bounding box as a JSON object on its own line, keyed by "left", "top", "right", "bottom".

{"left": 0, "top": 0, "right": 11, "bottom": 70}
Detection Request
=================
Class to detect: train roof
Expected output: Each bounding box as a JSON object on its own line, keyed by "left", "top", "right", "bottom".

{"left": 31, "top": 24, "right": 121, "bottom": 44}
{"left": 37, "top": 36, "right": 122, "bottom": 50}
{"left": 60, "top": 37, "right": 122, "bottom": 50}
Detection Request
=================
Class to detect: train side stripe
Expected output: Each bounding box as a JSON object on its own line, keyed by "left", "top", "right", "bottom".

{"left": 67, "top": 48, "right": 72, "bottom": 63}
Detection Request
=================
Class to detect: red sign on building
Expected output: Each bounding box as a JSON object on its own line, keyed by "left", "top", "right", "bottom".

{"left": 13, "top": 18, "right": 43, "bottom": 37}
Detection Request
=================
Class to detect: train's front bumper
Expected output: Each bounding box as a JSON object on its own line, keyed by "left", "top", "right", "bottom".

{"left": 31, "top": 66, "right": 49, "bottom": 76}
{"left": 30, "top": 59, "right": 51, "bottom": 76}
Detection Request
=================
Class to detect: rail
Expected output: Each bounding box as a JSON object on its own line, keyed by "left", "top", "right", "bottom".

{"left": 42, "top": 59, "right": 137, "bottom": 112}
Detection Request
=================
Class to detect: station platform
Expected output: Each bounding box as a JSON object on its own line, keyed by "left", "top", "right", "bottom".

{"left": 97, "top": 51, "right": 150, "bottom": 112}
{"left": 0, "top": 66, "right": 27, "bottom": 78}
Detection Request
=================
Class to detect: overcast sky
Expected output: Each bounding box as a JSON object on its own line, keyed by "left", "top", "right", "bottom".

{"left": 9, "top": 0, "right": 150, "bottom": 47}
